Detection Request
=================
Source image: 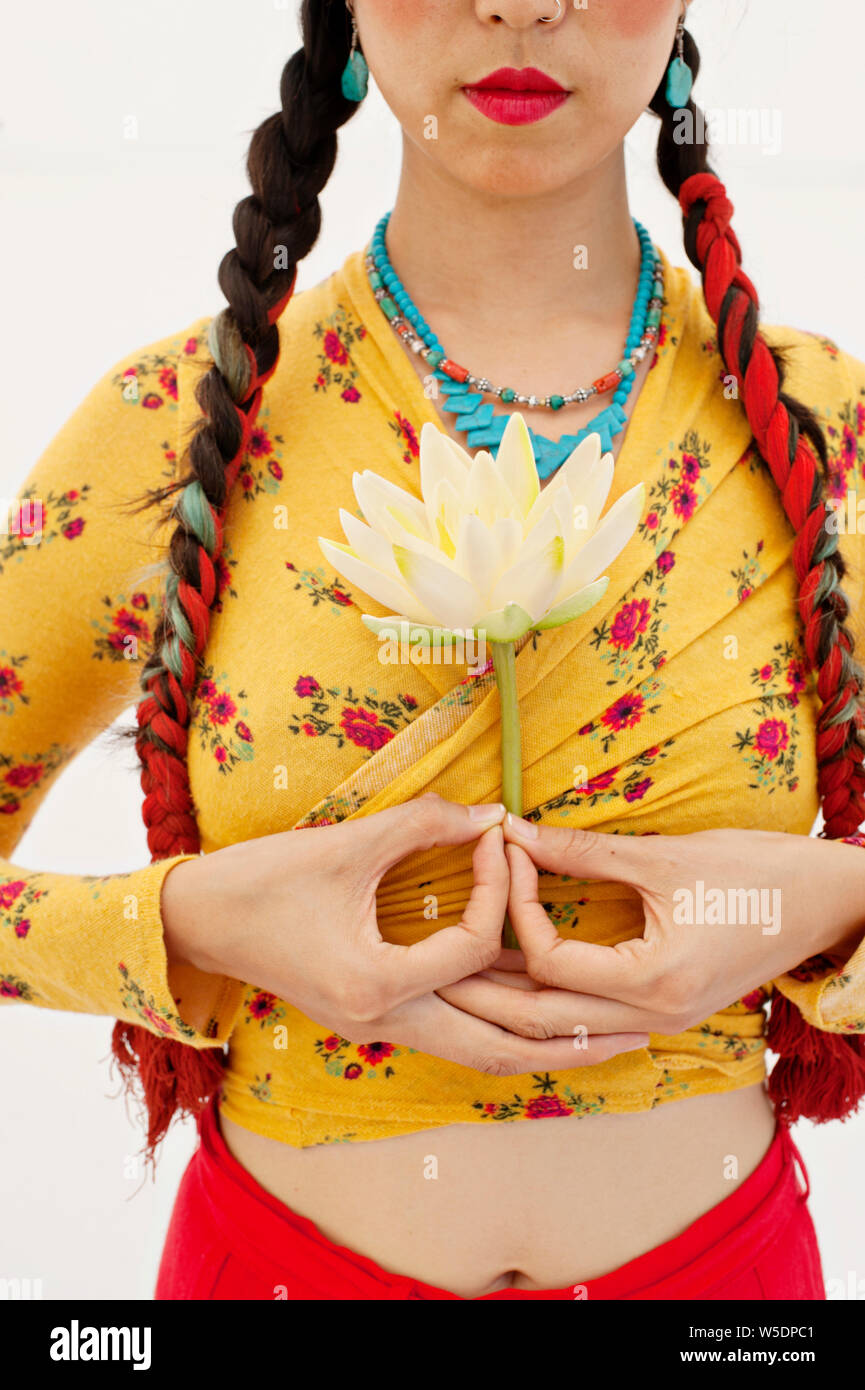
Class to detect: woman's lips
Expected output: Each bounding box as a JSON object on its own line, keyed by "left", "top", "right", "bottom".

{"left": 462, "top": 87, "right": 569, "bottom": 125}
{"left": 462, "top": 66, "right": 569, "bottom": 126}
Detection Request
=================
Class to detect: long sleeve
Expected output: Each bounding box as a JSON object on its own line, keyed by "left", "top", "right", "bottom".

{"left": 0, "top": 320, "right": 244, "bottom": 1045}
{"left": 770, "top": 341, "right": 865, "bottom": 1036}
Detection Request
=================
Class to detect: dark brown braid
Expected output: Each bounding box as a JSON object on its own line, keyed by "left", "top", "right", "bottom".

{"left": 649, "top": 28, "right": 865, "bottom": 1122}
{"left": 112, "top": 0, "right": 359, "bottom": 1155}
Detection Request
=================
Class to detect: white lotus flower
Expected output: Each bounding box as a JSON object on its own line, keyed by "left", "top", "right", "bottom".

{"left": 318, "top": 413, "right": 644, "bottom": 645}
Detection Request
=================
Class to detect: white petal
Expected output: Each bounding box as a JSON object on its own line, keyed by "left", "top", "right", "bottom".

{"left": 523, "top": 433, "right": 604, "bottom": 531}
{"left": 569, "top": 455, "right": 616, "bottom": 543}
{"left": 361, "top": 614, "right": 469, "bottom": 647}
{"left": 393, "top": 544, "right": 485, "bottom": 630}
{"left": 553, "top": 481, "right": 645, "bottom": 598}
{"left": 454, "top": 513, "right": 501, "bottom": 599}
{"left": 339, "top": 510, "right": 401, "bottom": 577}
{"left": 489, "top": 516, "right": 524, "bottom": 573}
{"left": 353, "top": 471, "right": 430, "bottom": 542}
{"left": 419, "top": 423, "right": 471, "bottom": 509}
{"left": 494, "top": 413, "right": 540, "bottom": 518}
{"left": 318, "top": 537, "right": 439, "bottom": 623}
{"left": 426, "top": 476, "right": 464, "bottom": 558}
{"left": 535, "top": 577, "right": 609, "bottom": 629}
{"left": 465, "top": 451, "right": 519, "bottom": 524}
{"left": 489, "top": 532, "right": 565, "bottom": 621}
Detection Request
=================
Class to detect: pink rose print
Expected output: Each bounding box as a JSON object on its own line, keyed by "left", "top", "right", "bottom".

{"left": 0, "top": 667, "right": 23, "bottom": 699}
{"left": 610, "top": 599, "right": 651, "bottom": 651}
{"left": 624, "top": 777, "right": 652, "bottom": 802}
{"left": 340, "top": 706, "right": 394, "bottom": 752}
{"left": 4, "top": 765, "right": 42, "bottom": 790}
{"left": 0, "top": 880, "right": 26, "bottom": 909}
{"left": 656, "top": 550, "right": 675, "bottom": 574}
{"left": 324, "top": 330, "right": 348, "bottom": 365}
{"left": 754, "top": 718, "right": 789, "bottom": 760}
{"left": 158, "top": 367, "right": 178, "bottom": 401}
{"left": 294, "top": 675, "right": 322, "bottom": 698}
{"left": 525, "top": 1095, "right": 574, "bottom": 1119}
{"left": 575, "top": 768, "right": 617, "bottom": 796}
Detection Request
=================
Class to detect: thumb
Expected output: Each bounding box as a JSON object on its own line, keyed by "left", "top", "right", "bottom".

{"left": 359, "top": 793, "right": 507, "bottom": 879}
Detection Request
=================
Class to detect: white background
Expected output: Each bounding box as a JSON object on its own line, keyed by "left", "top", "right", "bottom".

{"left": 1, "top": 0, "right": 863, "bottom": 1300}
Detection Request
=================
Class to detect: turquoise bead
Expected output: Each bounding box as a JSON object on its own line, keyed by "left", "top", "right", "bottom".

{"left": 550, "top": 395, "right": 565, "bottom": 410}
{"left": 341, "top": 50, "right": 369, "bottom": 102}
{"left": 665, "top": 56, "right": 693, "bottom": 110}
{"left": 380, "top": 295, "right": 398, "bottom": 318}
{"left": 427, "top": 349, "right": 444, "bottom": 367}
{"left": 501, "top": 388, "right": 516, "bottom": 403}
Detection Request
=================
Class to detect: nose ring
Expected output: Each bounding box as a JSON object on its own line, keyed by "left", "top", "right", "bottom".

{"left": 539, "top": 0, "right": 563, "bottom": 21}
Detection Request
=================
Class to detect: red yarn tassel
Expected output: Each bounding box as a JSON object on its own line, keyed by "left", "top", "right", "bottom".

{"left": 767, "top": 992, "right": 865, "bottom": 1125}
{"left": 111, "top": 1021, "right": 226, "bottom": 1158}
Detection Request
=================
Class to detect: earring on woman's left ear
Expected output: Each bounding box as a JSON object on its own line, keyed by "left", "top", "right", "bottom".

{"left": 341, "top": 7, "right": 369, "bottom": 102}
{"left": 665, "top": 9, "right": 693, "bottom": 108}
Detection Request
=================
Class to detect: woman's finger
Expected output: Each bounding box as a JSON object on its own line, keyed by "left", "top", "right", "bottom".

{"left": 359, "top": 793, "right": 506, "bottom": 879}
{"left": 506, "top": 842, "right": 650, "bottom": 1000}
{"left": 394, "top": 991, "right": 649, "bottom": 1074}
{"left": 375, "top": 826, "right": 510, "bottom": 1006}
{"left": 437, "top": 973, "right": 656, "bottom": 1038}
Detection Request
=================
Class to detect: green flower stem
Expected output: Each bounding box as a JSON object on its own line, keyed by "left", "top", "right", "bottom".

{"left": 491, "top": 640, "right": 522, "bottom": 951}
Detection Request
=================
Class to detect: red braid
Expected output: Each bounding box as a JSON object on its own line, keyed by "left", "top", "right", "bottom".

{"left": 111, "top": 285, "right": 296, "bottom": 1153}
{"left": 110, "top": 0, "right": 358, "bottom": 1160}
{"left": 679, "top": 171, "right": 865, "bottom": 1123}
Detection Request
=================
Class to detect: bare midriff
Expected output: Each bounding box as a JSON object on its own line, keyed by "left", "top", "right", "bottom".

{"left": 219, "top": 1083, "right": 777, "bottom": 1298}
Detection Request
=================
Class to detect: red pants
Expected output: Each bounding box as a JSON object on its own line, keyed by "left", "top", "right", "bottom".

{"left": 155, "top": 1096, "right": 825, "bottom": 1300}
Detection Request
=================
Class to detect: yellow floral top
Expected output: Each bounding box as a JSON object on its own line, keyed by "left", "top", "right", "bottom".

{"left": 4, "top": 245, "right": 865, "bottom": 1146}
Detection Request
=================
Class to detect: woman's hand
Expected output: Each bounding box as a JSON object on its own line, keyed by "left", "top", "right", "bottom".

{"left": 161, "top": 794, "right": 648, "bottom": 1076}
{"left": 440, "top": 818, "right": 865, "bottom": 1041}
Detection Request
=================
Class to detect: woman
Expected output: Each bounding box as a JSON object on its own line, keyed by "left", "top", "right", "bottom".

{"left": 5, "top": 0, "right": 865, "bottom": 1302}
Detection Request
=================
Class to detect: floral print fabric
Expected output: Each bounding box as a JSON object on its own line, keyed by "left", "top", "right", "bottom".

{"left": 4, "top": 248, "right": 865, "bottom": 1147}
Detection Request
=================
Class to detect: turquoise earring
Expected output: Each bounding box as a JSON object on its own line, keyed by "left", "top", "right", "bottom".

{"left": 665, "top": 11, "right": 693, "bottom": 109}
{"left": 341, "top": 11, "right": 369, "bottom": 102}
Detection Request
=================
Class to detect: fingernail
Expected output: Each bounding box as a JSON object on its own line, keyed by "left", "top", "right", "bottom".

{"left": 505, "top": 812, "right": 538, "bottom": 839}
{"left": 469, "top": 802, "right": 506, "bottom": 825}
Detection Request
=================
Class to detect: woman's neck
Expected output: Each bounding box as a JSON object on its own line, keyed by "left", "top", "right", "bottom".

{"left": 384, "top": 141, "right": 641, "bottom": 346}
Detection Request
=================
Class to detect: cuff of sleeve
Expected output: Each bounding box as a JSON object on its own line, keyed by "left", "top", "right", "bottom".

{"left": 771, "top": 834, "right": 865, "bottom": 1034}
{"left": 123, "top": 854, "right": 245, "bottom": 1049}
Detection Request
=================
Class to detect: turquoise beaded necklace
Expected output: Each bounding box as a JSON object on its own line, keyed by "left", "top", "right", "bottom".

{"left": 365, "top": 213, "right": 664, "bottom": 479}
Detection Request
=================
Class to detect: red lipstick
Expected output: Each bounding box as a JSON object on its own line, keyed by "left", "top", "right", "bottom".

{"left": 463, "top": 67, "right": 570, "bottom": 126}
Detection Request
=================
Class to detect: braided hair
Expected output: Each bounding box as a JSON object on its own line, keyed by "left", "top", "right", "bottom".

{"left": 649, "top": 29, "right": 865, "bottom": 1123}
{"left": 115, "top": 9, "right": 865, "bottom": 1155}
{"left": 111, "top": 0, "right": 359, "bottom": 1156}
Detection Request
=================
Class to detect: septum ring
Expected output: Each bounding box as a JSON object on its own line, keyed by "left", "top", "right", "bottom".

{"left": 539, "top": 0, "right": 563, "bottom": 21}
